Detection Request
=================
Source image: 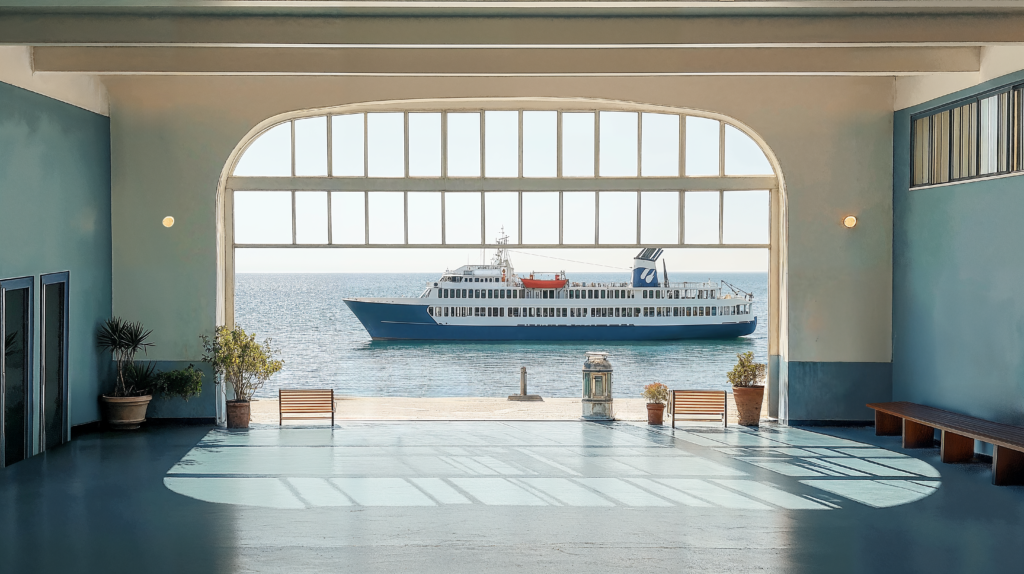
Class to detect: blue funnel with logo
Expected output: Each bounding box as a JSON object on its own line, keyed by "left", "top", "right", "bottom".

{"left": 632, "top": 248, "right": 663, "bottom": 287}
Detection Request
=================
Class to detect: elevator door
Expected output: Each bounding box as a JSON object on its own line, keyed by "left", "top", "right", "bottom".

{"left": 2, "top": 277, "right": 34, "bottom": 468}
{"left": 41, "top": 273, "right": 69, "bottom": 451}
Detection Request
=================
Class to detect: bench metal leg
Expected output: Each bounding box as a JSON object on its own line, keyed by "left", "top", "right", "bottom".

{"left": 993, "top": 446, "right": 1024, "bottom": 486}
{"left": 940, "top": 430, "right": 975, "bottom": 463}
{"left": 903, "top": 419, "right": 935, "bottom": 448}
{"left": 875, "top": 411, "right": 902, "bottom": 436}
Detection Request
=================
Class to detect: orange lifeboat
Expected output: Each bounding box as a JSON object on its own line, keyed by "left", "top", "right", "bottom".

{"left": 521, "top": 273, "right": 568, "bottom": 289}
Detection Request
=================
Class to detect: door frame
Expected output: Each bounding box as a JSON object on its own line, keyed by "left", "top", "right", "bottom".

{"left": 1, "top": 276, "right": 35, "bottom": 469}
{"left": 40, "top": 272, "right": 70, "bottom": 450}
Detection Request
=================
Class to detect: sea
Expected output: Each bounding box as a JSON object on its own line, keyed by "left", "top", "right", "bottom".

{"left": 235, "top": 272, "right": 768, "bottom": 400}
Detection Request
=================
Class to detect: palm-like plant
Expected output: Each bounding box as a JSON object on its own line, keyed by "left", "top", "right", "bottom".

{"left": 97, "top": 317, "right": 154, "bottom": 397}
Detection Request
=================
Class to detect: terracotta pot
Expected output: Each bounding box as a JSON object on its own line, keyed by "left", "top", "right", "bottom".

{"left": 646, "top": 403, "right": 666, "bottom": 425}
{"left": 733, "top": 385, "right": 765, "bottom": 426}
{"left": 100, "top": 395, "right": 152, "bottom": 430}
{"left": 226, "top": 400, "right": 251, "bottom": 429}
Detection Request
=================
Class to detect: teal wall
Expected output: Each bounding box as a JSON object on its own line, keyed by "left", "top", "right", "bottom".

{"left": 893, "top": 70, "right": 1024, "bottom": 429}
{"left": 0, "top": 81, "right": 112, "bottom": 427}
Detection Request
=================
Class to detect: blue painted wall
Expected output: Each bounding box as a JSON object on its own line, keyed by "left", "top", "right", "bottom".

{"left": 0, "top": 81, "right": 112, "bottom": 427}
{"left": 893, "top": 70, "right": 1024, "bottom": 428}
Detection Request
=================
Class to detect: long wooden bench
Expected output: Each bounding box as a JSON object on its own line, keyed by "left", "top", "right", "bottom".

{"left": 279, "top": 389, "right": 335, "bottom": 426}
{"left": 670, "top": 390, "right": 728, "bottom": 428}
{"left": 867, "top": 401, "right": 1024, "bottom": 486}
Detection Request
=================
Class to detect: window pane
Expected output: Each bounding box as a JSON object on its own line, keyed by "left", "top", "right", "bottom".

{"left": 368, "top": 191, "right": 405, "bottom": 244}
{"left": 234, "top": 191, "right": 291, "bottom": 244}
{"left": 445, "top": 192, "right": 482, "bottom": 244}
{"left": 448, "top": 112, "right": 481, "bottom": 177}
{"left": 523, "top": 111, "right": 557, "bottom": 177}
{"left": 641, "top": 113, "right": 679, "bottom": 177}
{"left": 599, "top": 111, "right": 638, "bottom": 177}
{"left": 598, "top": 191, "right": 637, "bottom": 244}
{"left": 998, "top": 91, "right": 1010, "bottom": 173}
{"left": 332, "top": 114, "right": 364, "bottom": 177}
{"left": 684, "top": 191, "right": 720, "bottom": 244}
{"left": 931, "top": 110, "right": 950, "bottom": 184}
{"left": 484, "top": 192, "right": 519, "bottom": 244}
{"left": 912, "top": 117, "right": 930, "bottom": 186}
{"left": 367, "top": 113, "right": 404, "bottom": 177}
{"left": 562, "top": 192, "right": 595, "bottom": 244}
{"left": 485, "top": 111, "right": 518, "bottom": 177}
{"left": 686, "top": 117, "right": 720, "bottom": 176}
{"left": 331, "top": 192, "right": 365, "bottom": 244}
{"left": 234, "top": 123, "right": 291, "bottom": 176}
{"left": 980, "top": 94, "right": 1002, "bottom": 176}
{"left": 562, "top": 112, "right": 595, "bottom": 177}
{"left": 294, "top": 116, "right": 327, "bottom": 177}
{"left": 725, "top": 125, "right": 772, "bottom": 175}
{"left": 640, "top": 192, "right": 678, "bottom": 244}
{"left": 722, "top": 190, "right": 769, "bottom": 244}
{"left": 408, "top": 192, "right": 442, "bottom": 244}
{"left": 409, "top": 113, "right": 442, "bottom": 177}
{"left": 522, "top": 192, "right": 559, "bottom": 244}
{"left": 295, "top": 191, "right": 328, "bottom": 244}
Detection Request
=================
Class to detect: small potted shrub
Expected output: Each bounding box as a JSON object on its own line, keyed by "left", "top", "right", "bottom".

{"left": 728, "top": 351, "right": 767, "bottom": 426}
{"left": 202, "top": 326, "right": 283, "bottom": 429}
{"left": 96, "top": 317, "right": 155, "bottom": 430}
{"left": 642, "top": 382, "right": 669, "bottom": 425}
{"left": 154, "top": 364, "right": 205, "bottom": 403}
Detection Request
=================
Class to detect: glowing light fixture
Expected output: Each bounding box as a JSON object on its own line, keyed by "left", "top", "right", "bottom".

{"left": 843, "top": 215, "right": 857, "bottom": 228}
{"left": 162, "top": 216, "right": 175, "bottom": 228}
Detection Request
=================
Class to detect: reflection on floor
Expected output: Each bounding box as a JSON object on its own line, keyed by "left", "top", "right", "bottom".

{"left": 165, "top": 422, "right": 939, "bottom": 510}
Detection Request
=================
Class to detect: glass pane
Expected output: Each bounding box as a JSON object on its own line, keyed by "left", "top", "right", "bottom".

{"left": 562, "top": 112, "right": 595, "bottom": 177}
{"left": 931, "top": 110, "right": 950, "bottom": 184}
{"left": 3, "top": 287, "right": 29, "bottom": 466}
{"left": 723, "top": 190, "right": 769, "bottom": 244}
{"left": 234, "top": 191, "right": 292, "bottom": 244}
{"left": 42, "top": 281, "right": 65, "bottom": 450}
{"left": 686, "top": 117, "right": 720, "bottom": 176}
{"left": 598, "top": 191, "right": 638, "bottom": 244}
{"left": 295, "top": 192, "right": 328, "bottom": 244}
{"left": 980, "top": 95, "right": 1000, "bottom": 176}
{"left": 684, "top": 191, "right": 720, "bottom": 244}
{"left": 562, "top": 192, "right": 595, "bottom": 244}
{"left": 725, "top": 125, "right": 772, "bottom": 175}
{"left": 234, "top": 122, "right": 291, "bottom": 176}
{"left": 367, "top": 113, "right": 404, "bottom": 178}
{"left": 912, "top": 117, "right": 930, "bottom": 186}
{"left": 484, "top": 192, "right": 519, "bottom": 244}
{"left": 294, "top": 116, "right": 327, "bottom": 177}
{"left": 445, "top": 192, "right": 482, "bottom": 244}
{"left": 998, "top": 91, "right": 1010, "bottom": 173}
{"left": 523, "top": 111, "right": 557, "bottom": 177}
{"left": 640, "top": 192, "right": 678, "bottom": 244}
{"left": 521, "top": 192, "right": 559, "bottom": 244}
{"left": 332, "top": 114, "right": 365, "bottom": 177}
{"left": 368, "top": 192, "right": 405, "bottom": 244}
{"left": 408, "top": 192, "right": 442, "bottom": 244}
{"left": 641, "top": 113, "right": 679, "bottom": 177}
{"left": 599, "top": 111, "right": 638, "bottom": 177}
{"left": 485, "top": 111, "right": 518, "bottom": 178}
{"left": 447, "top": 113, "right": 481, "bottom": 177}
{"left": 331, "top": 192, "right": 365, "bottom": 244}
{"left": 951, "top": 106, "right": 962, "bottom": 180}
{"left": 409, "top": 113, "right": 441, "bottom": 177}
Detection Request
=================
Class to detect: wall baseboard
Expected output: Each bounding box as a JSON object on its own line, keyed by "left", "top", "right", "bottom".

{"left": 70, "top": 420, "right": 102, "bottom": 438}
{"left": 147, "top": 417, "right": 217, "bottom": 426}
{"left": 788, "top": 419, "right": 874, "bottom": 427}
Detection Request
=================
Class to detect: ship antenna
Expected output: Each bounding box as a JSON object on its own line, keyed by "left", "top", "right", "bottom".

{"left": 662, "top": 259, "right": 669, "bottom": 288}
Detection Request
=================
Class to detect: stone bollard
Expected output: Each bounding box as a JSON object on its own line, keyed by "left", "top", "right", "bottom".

{"left": 508, "top": 366, "right": 542, "bottom": 401}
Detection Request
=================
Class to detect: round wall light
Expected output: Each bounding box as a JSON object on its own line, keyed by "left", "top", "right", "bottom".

{"left": 843, "top": 215, "right": 858, "bottom": 228}
{"left": 162, "top": 216, "right": 175, "bottom": 228}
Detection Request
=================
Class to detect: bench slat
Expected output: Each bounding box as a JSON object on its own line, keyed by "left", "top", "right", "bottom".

{"left": 671, "top": 390, "right": 727, "bottom": 428}
{"left": 279, "top": 389, "right": 335, "bottom": 425}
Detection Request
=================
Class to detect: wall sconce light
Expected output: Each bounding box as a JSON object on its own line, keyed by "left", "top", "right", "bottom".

{"left": 843, "top": 215, "right": 857, "bottom": 228}
{"left": 162, "top": 216, "right": 175, "bottom": 228}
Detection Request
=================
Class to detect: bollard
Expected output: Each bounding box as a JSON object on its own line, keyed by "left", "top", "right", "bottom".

{"left": 508, "top": 366, "right": 542, "bottom": 401}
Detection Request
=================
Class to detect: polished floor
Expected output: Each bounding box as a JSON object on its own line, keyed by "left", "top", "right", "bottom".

{"left": 2, "top": 421, "right": 1023, "bottom": 573}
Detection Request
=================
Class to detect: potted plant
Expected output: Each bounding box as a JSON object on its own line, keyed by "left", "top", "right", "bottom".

{"left": 642, "top": 382, "right": 669, "bottom": 425}
{"left": 154, "top": 364, "right": 205, "bottom": 402}
{"left": 728, "top": 351, "right": 767, "bottom": 426}
{"left": 202, "top": 326, "right": 283, "bottom": 429}
{"left": 96, "top": 317, "right": 155, "bottom": 429}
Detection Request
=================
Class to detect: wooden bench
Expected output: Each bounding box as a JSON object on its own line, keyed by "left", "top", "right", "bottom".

{"left": 670, "top": 390, "right": 728, "bottom": 428}
{"left": 279, "top": 389, "right": 335, "bottom": 426}
{"left": 867, "top": 401, "right": 1024, "bottom": 486}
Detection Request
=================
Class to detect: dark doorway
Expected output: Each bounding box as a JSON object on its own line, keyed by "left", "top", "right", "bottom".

{"left": 41, "top": 272, "right": 69, "bottom": 451}
{"left": 1, "top": 276, "right": 34, "bottom": 468}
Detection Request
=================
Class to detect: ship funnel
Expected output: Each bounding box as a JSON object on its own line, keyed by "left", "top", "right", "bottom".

{"left": 632, "top": 248, "right": 663, "bottom": 287}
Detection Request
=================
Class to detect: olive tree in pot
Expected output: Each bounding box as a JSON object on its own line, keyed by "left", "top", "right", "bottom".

{"left": 96, "top": 317, "right": 155, "bottom": 429}
{"left": 642, "top": 382, "right": 669, "bottom": 425}
{"left": 728, "top": 351, "right": 767, "bottom": 426}
{"left": 202, "top": 326, "right": 283, "bottom": 429}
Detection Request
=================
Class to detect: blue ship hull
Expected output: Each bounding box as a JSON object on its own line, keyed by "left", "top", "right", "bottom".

{"left": 344, "top": 300, "right": 757, "bottom": 341}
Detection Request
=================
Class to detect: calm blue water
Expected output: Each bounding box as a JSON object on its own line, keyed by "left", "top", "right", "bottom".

{"left": 235, "top": 272, "right": 768, "bottom": 399}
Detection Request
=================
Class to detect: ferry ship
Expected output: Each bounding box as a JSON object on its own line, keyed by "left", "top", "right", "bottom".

{"left": 343, "top": 238, "right": 757, "bottom": 341}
